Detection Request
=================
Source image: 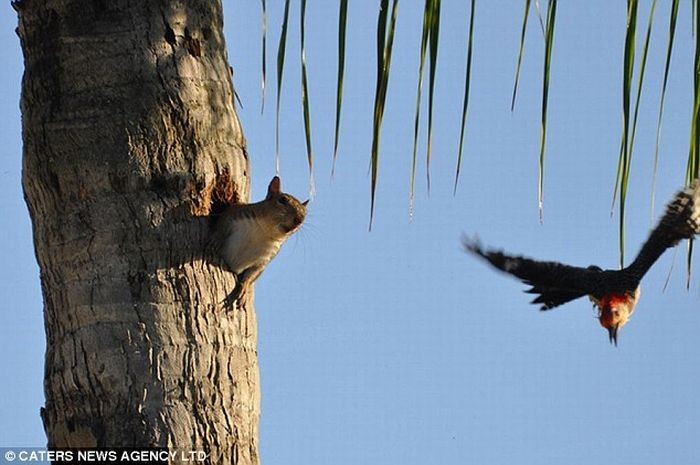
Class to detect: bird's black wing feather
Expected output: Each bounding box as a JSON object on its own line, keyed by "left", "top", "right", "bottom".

{"left": 627, "top": 179, "right": 700, "bottom": 280}
{"left": 463, "top": 236, "right": 602, "bottom": 310}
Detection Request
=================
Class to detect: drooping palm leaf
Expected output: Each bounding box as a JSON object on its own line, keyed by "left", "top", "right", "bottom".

{"left": 410, "top": 0, "right": 435, "bottom": 216}
{"left": 687, "top": 239, "right": 695, "bottom": 288}
{"left": 627, "top": 0, "right": 656, "bottom": 167}
{"left": 332, "top": 0, "right": 348, "bottom": 177}
{"left": 689, "top": 1, "right": 700, "bottom": 184}
{"left": 261, "top": 0, "right": 267, "bottom": 114}
{"left": 620, "top": 0, "right": 656, "bottom": 268}
{"left": 686, "top": 0, "right": 700, "bottom": 285}
{"left": 454, "top": 0, "right": 475, "bottom": 195}
{"left": 369, "top": 0, "right": 399, "bottom": 229}
{"left": 620, "top": 0, "right": 657, "bottom": 248}
{"left": 538, "top": 0, "right": 557, "bottom": 222}
{"left": 275, "top": 0, "right": 291, "bottom": 173}
{"left": 651, "top": 0, "right": 679, "bottom": 220}
{"left": 534, "top": 0, "right": 546, "bottom": 36}
{"left": 425, "top": 0, "right": 441, "bottom": 193}
{"left": 300, "top": 0, "right": 315, "bottom": 195}
{"left": 612, "top": 0, "right": 638, "bottom": 268}
{"left": 511, "top": 0, "right": 531, "bottom": 111}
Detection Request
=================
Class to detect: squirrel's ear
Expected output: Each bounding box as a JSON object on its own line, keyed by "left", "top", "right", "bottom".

{"left": 266, "top": 176, "right": 281, "bottom": 199}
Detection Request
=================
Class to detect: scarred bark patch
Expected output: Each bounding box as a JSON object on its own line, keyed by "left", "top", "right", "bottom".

{"left": 192, "top": 167, "right": 240, "bottom": 217}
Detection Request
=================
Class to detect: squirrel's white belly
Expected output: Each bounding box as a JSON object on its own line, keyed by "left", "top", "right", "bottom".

{"left": 220, "top": 217, "right": 283, "bottom": 274}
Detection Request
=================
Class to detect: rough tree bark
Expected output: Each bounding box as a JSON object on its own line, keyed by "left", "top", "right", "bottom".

{"left": 17, "top": 0, "right": 259, "bottom": 462}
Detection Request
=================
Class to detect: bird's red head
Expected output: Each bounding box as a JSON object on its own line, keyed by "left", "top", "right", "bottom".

{"left": 595, "top": 290, "right": 640, "bottom": 346}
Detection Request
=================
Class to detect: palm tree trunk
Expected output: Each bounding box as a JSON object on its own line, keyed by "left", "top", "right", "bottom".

{"left": 17, "top": 1, "right": 259, "bottom": 462}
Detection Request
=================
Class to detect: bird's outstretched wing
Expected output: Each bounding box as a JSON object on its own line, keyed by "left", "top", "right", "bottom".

{"left": 627, "top": 179, "right": 700, "bottom": 280}
{"left": 463, "top": 236, "right": 603, "bottom": 310}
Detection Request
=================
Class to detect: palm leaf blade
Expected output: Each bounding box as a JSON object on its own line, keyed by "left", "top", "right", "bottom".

{"left": 300, "top": 0, "right": 315, "bottom": 195}
{"left": 332, "top": 0, "right": 349, "bottom": 177}
{"left": 538, "top": 0, "right": 557, "bottom": 222}
{"left": 454, "top": 0, "right": 475, "bottom": 194}
{"left": 425, "top": 0, "right": 441, "bottom": 193}
{"left": 613, "top": 0, "right": 638, "bottom": 268}
{"left": 511, "top": 0, "right": 531, "bottom": 111}
{"left": 275, "top": 0, "right": 291, "bottom": 173}
{"left": 261, "top": 0, "right": 267, "bottom": 114}
{"left": 410, "top": 0, "right": 434, "bottom": 216}
{"left": 370, "top": 0, "right": 400, "bottom": 229}
{"left": 651, "top": 0, "right": 679, "bottom": 220}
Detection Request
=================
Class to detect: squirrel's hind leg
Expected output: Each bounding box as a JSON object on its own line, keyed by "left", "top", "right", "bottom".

{"left": 221, "top": 266, "right": 264, "bottom": 309}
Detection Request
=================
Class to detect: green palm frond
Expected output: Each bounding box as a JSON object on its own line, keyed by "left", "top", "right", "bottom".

{"left": 454, "top": 0, "right": 475, "bottom": 195}
{"left": 332, "top": 0, "right": 348, "bottom": 177}
{"left": 538, "top": 0, "right": 557, "bottom": 222}
{"left": 511, "top": 0, "right": 531, "bottom": 111}
{"left": 685, "top": 0, "right": 700, "bottom": 286}
{"left": 651, "top": 0, "right": 679, "bottom": 220}
{"left": 410, "top": 0, "right": 436, "bottom": 216}
{"left": 300, "top": 0, "right": 315, "bottom": 195}
{"left": 612, "top": 0, "right": 638, "bottom": 268}
{"left": 275, "top": 0, "right": 291, "bottom": 173}
{"left": 370, "top": 0, "right": 399, "bottom": 230}
{"left": 261, "top": 0, "right": 267, "bottom": 114}
{"left": 425, "top": 0, "right": 441, "bottom": 194}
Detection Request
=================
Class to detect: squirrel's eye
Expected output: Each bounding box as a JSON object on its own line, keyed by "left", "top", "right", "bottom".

{"left": 277, "top": 197, "right": 288, "bottom": 205}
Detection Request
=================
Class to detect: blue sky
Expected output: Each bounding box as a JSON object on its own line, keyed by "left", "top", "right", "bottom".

{"left": 2, "top": 1, "right": 700, "bottom": 464}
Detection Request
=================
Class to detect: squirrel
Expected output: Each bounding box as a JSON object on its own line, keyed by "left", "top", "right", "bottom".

{"left": 209, "top": 176, "right": 308, "bottom": 305}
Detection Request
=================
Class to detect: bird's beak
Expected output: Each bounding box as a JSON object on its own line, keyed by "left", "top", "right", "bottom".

{"left": 302, "top": 199, "right": 309, "bottom": 206}
{"left": 607, "top": 325, "right": 619, "bottom": 347}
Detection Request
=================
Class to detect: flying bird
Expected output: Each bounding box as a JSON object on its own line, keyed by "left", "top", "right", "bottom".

{"left": 464, "top": 179, "right": 700, "bottom": 345}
